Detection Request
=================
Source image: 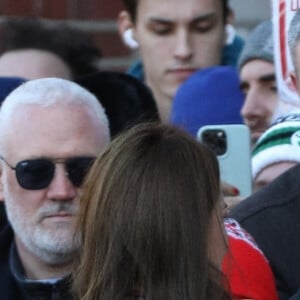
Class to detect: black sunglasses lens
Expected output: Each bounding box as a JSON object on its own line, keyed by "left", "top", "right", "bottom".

{"left": 66, "top": 157, "right": 95, "bottom": 187}
{"left": 15, "top": 159, "right": 54, "bottom": 190}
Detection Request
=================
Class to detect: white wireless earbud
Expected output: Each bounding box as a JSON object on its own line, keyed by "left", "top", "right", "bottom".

{"left": 122, "top": 28, "right": 139, "bottom": 49}
{"left": 225, "top": 24, "right": 236, "bottom": 45}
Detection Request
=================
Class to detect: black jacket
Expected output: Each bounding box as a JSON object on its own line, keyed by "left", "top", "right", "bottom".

{"left": 290, "top": 290, "right": 300, "bottom": 300}
{"left": 0, "top": 220, "right": 73, "bottom": 300}
{"left": 229, "top": 164, "right": 300, "bottom": 300}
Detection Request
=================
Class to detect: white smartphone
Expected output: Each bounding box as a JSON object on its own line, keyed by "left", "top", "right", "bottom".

{"left": 197, "top": 124, "right": 252, "bottom": 198}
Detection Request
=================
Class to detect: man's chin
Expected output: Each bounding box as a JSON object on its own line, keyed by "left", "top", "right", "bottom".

{"left": 34, "top": 229, "right": 78, "bottom": 257}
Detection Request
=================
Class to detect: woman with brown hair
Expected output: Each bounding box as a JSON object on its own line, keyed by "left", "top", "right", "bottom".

{"left": 73, "top": 121, "right": 281, "bottom": 300}
{"left": 73, "top": 123, "right": 230, "bottom": 300}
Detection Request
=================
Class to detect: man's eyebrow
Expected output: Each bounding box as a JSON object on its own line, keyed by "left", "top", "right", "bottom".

{"left": 190, "top": 13, "right": 217, "bottom": 24}
{"left": 258, "top": 73, "right": 276, "bottom": 82}
{"left": 148, "top": 17, "right": 173, "bottom": 24}
{"left": 148, "top": 13, "right": 217, "bottom": 24}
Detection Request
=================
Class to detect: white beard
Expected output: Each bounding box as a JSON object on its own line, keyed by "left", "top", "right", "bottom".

{"left": 5, "top": 197, "right": 80, "bottom": 265}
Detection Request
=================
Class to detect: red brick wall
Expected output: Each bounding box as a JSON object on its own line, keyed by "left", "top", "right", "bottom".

{"left": 0, "top": 1, "right": 134, "bottom": 71}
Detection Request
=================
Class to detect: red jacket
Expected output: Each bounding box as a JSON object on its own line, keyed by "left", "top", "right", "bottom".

{"left": 223, "top": 218, "right": 279, "bottom": 300}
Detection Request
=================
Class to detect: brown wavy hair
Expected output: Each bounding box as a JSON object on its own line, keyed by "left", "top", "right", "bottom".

{"left": 73, "top": 123, "right": 230, "bottom": 300}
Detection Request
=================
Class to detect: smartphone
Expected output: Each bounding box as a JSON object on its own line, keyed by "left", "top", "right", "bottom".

{"left": 197, "top": 124, "right": 252, "bottom": 198}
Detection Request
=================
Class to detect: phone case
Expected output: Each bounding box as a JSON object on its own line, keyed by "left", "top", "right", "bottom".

{"left": 197, "top": 124, "right": 252, "bottom": 198}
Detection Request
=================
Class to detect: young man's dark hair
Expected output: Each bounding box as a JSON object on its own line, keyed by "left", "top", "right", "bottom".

{"left": 122, "top": 0, "right": 229, "bottom": 22}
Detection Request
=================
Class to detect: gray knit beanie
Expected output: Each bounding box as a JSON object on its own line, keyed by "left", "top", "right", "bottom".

{"left": 238, "top": 20, "right": 274, "bottom": 70}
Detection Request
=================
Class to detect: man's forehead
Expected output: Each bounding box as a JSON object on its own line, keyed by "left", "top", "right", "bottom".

{"left": 240, "top": 60, "right": 275, "bottom": 81}
{"left": 136, "top": 0, "right": 223, "bottom": 22}
{"left": 4, "top": 102, "right": 96, "bottom": 135}
{"left": 3, "top": 103, "right": 105, "bottom": 158}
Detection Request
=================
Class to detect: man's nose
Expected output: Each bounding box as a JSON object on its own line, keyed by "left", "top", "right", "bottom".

{"left": 241, "top": 88, "right": 264, "bottom": 120}
{"left": 173, "top": 30, "right": 193, "bottom": 61}
{"left": 46, "top": 164, "right": 77, "bottom": 201}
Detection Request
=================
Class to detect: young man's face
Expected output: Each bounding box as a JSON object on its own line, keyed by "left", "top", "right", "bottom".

{"left": 131, "top": 0, "right": 226, "bottom": 121}
{"left": 239, "top": 60, "right": 279, "bottom": 145}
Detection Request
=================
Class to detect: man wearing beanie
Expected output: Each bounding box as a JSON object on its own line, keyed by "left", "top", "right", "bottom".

{"left": 252, "top": 111, "right": 300, "bottom": 191}
{"left": 230, "top": 11, "right": 300, "bottom": 299}
{"left": 238, "top": 20, "right": 293, "bottom": 145}
{"left": 230, "top": 113, "right": 300, "bottom": 300}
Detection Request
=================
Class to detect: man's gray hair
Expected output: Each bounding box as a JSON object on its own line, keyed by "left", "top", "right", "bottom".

{"left": 288, "top": 9, "right": 300, "bottom": 73}
{"left": 0, "top": 77, "right": 110, "bottom": 145}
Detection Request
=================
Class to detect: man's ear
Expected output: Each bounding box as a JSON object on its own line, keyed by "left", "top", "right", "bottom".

{"left": 224, "top": 8, "right": 235, "bottom": 45}
{"left": 117, "top": 11, "right": 139, "bottom": 49}
{"left": 117, "top": 11, "right": 133, "bottom": 36}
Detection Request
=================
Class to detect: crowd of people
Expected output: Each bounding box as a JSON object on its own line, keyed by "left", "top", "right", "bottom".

{"left": 0, "top": 0, "right": 300, "bottom": 299}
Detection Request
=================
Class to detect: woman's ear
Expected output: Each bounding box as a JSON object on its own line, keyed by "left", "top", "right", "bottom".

{"left": 117, "top": 11, "right": 139, "bottom": 49}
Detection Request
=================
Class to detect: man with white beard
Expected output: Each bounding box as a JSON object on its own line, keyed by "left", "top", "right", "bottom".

{"left": 0, "top": 78, "right": 110, "bottom": 299}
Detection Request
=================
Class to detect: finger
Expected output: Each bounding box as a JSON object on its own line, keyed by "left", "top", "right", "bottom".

{"left": 221, "top": 181, "right": 240, "bottom": 197}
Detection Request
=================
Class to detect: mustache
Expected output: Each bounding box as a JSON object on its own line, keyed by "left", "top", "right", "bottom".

{"left": 37, "top": 202, "right": 78, "bottom": 219}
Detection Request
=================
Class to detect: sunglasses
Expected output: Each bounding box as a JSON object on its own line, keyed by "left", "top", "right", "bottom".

{"left": 0, "top": 156, "right": 96, "bottom": 190}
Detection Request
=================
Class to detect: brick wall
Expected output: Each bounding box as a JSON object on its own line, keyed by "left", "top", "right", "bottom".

{"left": 0, "top": 1, "right": 135, "bottom": 72}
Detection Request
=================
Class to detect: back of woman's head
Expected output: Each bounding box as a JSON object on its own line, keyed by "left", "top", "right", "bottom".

{"left": 74, "top": 123, "right": 229, "bottom": 300}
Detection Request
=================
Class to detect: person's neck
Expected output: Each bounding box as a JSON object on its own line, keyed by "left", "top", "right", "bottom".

{"left": 146, "top": 80, "right": 172, "bottom": 123}
{"left": 15, "top": 237, "right": 73, "bottom": 281}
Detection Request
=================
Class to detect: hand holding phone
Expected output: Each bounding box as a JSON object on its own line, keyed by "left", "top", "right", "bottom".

{"left": 197, "top": 124, "right": 252, "bottom": 198}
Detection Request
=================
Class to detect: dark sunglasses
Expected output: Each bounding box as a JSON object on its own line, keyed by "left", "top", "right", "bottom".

{"left": 0, "top": 156, "right": 96, "bottom": 190}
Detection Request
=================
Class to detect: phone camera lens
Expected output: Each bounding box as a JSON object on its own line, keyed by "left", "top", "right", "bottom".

{"left": 202, "top": 129, "right": 227, "bottom": 156}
